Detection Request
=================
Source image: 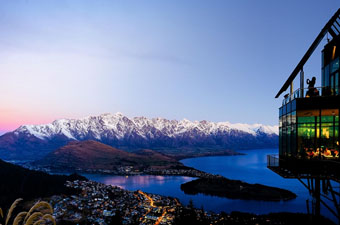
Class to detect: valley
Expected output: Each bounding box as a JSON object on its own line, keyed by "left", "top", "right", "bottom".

{"left": 24, "top": 140, "right": 296, "bottom": 203}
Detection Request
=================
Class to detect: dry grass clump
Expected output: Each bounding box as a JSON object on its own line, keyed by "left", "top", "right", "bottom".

{"left": 0, "top": 199, "right": 56, "bottom": 225}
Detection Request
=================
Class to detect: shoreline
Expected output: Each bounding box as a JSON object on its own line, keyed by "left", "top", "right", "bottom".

{"left": 25, "top": 153, "right": 297, "bottom": 202}
{"left": 23, "top": 149, "right": 246, "bottom": 177}
{"left": 48, "top": 179, "right": 333, "bottom": 225}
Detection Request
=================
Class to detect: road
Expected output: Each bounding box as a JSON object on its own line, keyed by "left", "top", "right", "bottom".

{"left": 138, "top": 190, "right": 169, "bottom": 225}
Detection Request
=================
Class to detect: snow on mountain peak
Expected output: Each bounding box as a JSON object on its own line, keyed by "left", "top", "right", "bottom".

{"left": 13, "top": 113, "right": 278, "bottom": 140}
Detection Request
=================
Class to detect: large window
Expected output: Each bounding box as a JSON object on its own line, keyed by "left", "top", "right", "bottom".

{"left": 279, "top": 111, "right": 297, "bottom": 158}
{"left": 279, "top": 116, "right": 283, "bottom": 156}
{"left": 322, "top": 45, "right": 339, "bottom": 96}
{"left": 297, "top": 110, "right": 317, "bottom": 158}
{"left": 279, "top": 109, "right": 340, "bottom": 159}
{"left": 294, "top": 109, "right": 340, "bottom": 159}
{"left": 282, "top": 115, "right": 287, "bottom": 157}
{"left": 291, "top": 111, "right": 297, "bottom": 156}
{"left": 320, "top": 109, "right": 339, "bottom": 158}
{"left": 331, "top": 57, "right": 339, "bottom": 73}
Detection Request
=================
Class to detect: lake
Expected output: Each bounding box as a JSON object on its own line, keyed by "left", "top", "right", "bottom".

{"left": 83, "top": 148, "right": 332, "bottom": 218}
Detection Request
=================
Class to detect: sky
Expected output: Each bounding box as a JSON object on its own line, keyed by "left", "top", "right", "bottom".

{"left": 0, "top": 0, "right": 339, "bottom": 134}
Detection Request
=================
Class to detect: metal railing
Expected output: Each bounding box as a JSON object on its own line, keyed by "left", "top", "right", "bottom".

{"left": 282, "top": 86, "right": 339, "bottom": 105}
{"left": 267, "top": 154, "right": 279, "bottom": 167}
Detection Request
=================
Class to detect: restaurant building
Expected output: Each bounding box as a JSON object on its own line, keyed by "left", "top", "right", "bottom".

{"left": 268, "top": 8, "right": 340, "bottom": 224}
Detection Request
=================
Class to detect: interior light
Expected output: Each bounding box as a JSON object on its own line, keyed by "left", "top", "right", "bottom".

{"left": 332, "top": 46, "right": 337, "bottom": 60}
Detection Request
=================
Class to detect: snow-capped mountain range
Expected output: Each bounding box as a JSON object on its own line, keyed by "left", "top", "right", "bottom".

{"left": 0, "top": 113, "right": 278, "bottom": 160}
{"left": 15, "top": 112, "right": 278, "bottom": 140}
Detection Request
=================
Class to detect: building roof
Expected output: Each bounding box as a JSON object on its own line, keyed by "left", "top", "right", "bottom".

{"left": 275, "top": 8, "right": 340, "bottom": 98}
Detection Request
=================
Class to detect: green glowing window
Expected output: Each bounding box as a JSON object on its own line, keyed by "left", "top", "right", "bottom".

{"left": 298, "top": 117, "right": 315, "bottom": 124}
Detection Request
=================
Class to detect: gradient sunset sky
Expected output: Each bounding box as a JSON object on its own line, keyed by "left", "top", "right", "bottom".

{"left": 0, "top": 0, "right": 339, "bottom": 134}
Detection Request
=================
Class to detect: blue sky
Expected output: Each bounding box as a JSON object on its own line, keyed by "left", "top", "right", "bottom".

{"left": 0, "top": 0, "right": 339, "bottom": 134}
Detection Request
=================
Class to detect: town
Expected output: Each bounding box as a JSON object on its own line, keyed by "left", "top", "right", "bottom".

{"left": 47, "top": 180, "right": 334, "bottom": 225}
{"left": 24, "top": 163, "right": 222, "bottom": 179}
{"left": 51, "top": 180, "right": 180, "bottom": 224}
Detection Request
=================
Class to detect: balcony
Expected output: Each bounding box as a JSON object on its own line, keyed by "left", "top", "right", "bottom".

{"left": 282, "top": 86, "right": 340, "bottom": 105}
{"left": 267, "top": 154, "right": 340, "bottom": 182}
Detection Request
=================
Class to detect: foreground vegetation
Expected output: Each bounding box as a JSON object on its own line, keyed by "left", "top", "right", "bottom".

{"left": 0, "top": 159, "right": 86, "bottom": 209}
{"left": 0, "top": 199, "right": 55, "bottom": 225}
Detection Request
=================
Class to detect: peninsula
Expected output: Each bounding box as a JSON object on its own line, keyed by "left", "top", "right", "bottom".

{"left": 181, "top": 177, "right": 297, "bottom": 201}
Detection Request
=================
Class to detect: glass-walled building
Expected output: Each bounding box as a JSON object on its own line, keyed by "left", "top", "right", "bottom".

{"left": 270, "top": 9, "right": 340, "bottom": 223}
{"left": 279, "top": 35, "right": 340, "bottom": 160}
{"left": 279, "top": 106, "right": 339, "bottom": 159}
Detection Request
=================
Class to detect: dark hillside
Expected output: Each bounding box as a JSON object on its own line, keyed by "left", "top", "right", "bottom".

{"left": 0, "top": 159, "right": 86, "bottom": 209}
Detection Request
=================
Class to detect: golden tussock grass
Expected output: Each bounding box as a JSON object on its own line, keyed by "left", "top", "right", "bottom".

{"left": 32, "top": 220, "right": 44, "bottom": 225}
{"left": 12, "top": 212, "right": 27, "bottom": 225}
{"left": 24, "top": 201, "right": 53, "bottom": 223}
{"left": 0, "top": 208, "right": 3, "bottom": 219}
{"left": 5, "top": 198, "right": 23, "bottom": 225}
{"left": 25, "top": 212, "right": 43, "bottom": 225}
{"left": 0, "top": 199, "right": 56, "bottom": 225}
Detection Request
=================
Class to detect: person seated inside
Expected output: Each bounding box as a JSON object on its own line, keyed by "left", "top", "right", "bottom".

{"left": 306, "top": 77, "right": 319, "bottom": 97}
{"left": 323, "top": 148, "right": 332, "bottom": 157}
{"left": 314, "top": 148, "right": 320, "bottom": 158}
{"left": 331, "top": 149, "right": 336, "bottom": 157}
{"left": 307, "top": 150, "right": 314, "bottom": 158}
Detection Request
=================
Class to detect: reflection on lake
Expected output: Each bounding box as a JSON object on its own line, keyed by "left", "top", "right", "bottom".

{"left": 83, "top": 149, "right": 333, "bottom": 219}
{"left": 85, "top": 174, "right": 194, "bottom": 190}
{"left": 84, "top": 174, "right": 196, "bottom": 203}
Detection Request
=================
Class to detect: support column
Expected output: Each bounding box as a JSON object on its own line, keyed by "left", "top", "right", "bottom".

{"left": 290, "top": 82, "right": 294, "bottom": 99}
{"left": 315, "top": 178, "right": 321, "bottom": 219}
{"left": 300, "top": 68, "right": 304, "bottom": 98}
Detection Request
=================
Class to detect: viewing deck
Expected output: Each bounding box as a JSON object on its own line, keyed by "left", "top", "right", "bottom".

{"left": 282, "top": 86, "right": 340, "bottom": 106}
{"left": 267, "top": 155, "right": 340, "bottom": 182}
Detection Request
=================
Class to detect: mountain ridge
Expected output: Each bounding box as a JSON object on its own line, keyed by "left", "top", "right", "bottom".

{"left": 12, "top": 112, "right": 279, "bottom": 140}
{"left": 0, "top": 113, "right": 278, "bottom": 160}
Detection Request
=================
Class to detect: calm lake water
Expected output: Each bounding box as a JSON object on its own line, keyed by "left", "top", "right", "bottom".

{"left": 83, "top": 149, "right": 334, "bottom": 218}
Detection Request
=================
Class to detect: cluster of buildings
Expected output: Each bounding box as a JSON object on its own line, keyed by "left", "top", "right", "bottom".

{"left": 47, "top": 179, "right": 334, "bottom": 225}
{"left": 144, "top": 168, "right": 222, "bottom": 179}
{"left": 26, "top": 162, "right": 222, "bottom": 180}
{"left": 50, "top": 180, "right": 180, "bottom": 225}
